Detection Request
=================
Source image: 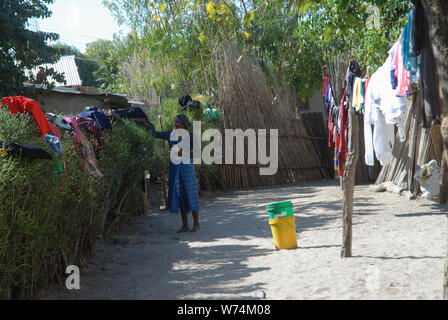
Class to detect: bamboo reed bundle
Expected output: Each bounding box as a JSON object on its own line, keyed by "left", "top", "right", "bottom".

{"left": 214, "top": 41, "right": 331, "bottom": 189}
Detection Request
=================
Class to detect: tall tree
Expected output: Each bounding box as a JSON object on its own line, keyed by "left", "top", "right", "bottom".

{"left": 0, "top": 0, "right": 62, "bottom": 95}
{"left": 84, "top": 39, "right": 123, "bottom": 92}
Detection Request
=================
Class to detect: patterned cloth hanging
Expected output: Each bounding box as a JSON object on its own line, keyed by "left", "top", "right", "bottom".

{"left": 75, "top": 115, "right": 105, "bottom": 151}
{"left": 71, "top": 134, "right": 103, "bottom": 179}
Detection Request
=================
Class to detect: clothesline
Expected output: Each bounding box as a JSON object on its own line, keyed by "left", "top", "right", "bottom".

{"left": 323, "top": 2, "right": 441, "bottom": 177}
{"left": 0, "top": 95, "right": 153, "bottom": 191}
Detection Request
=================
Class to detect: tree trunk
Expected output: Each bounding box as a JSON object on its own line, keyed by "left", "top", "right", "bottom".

{"left": 422, "top": 1, "right": 448, "bottom": 203}
{"left": 341, "top": 108, "right": 359, "bottom": 258}
{"left": 421, "top": 0, "right": 448, "bottom": 299}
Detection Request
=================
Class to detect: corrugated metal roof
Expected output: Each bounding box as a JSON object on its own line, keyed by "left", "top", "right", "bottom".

{"left": 26, "top": 55, "right": 82, "bottom": 87}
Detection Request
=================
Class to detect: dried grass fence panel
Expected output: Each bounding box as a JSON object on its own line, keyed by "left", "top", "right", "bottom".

{"left": 299, "top": 112, "right": 334, "bottom": 179}
{"left": 215, "top": 41, "right": 331, "bottom": 189}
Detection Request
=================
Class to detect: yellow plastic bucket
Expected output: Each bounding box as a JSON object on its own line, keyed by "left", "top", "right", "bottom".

{"left": 269, "top": 216, "right": 298, "bottom": 250}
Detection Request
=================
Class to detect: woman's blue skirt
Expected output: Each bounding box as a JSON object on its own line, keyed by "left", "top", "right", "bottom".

{"left": 167, "top": 162, "right": 200, "bottom": 213}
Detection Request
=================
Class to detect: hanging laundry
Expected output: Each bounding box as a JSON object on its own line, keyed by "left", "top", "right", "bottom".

{"left": 363, "top": 76, "right": 375, "bottom": 167}
{"left": 343, "top": 60, "right": 362, "bottom": 101}
{"left": 111, "top": 106, "right": 149, "bottom": 122}
{"left": 0, "top": 96, "right": 50, "bottom": 137}
{"left": 373, "top": 108, "right": 395, "bottom": 166}
{"left": 322, "top": 76, "right": 330, "bottom": 97}
{"left": 378, "top": 54, "right": 410, "bottom": 141}
{"left": 325, "top": 84, "right": 336, "bottom": 148}
{"left": 75, "top": 115, "right": 105, "bottom": 151}
{"left": 363, "top": 61, "right": 396, "bottom": 166}
{"left": 178, "top": 94, "right": 192, "bottom": 110}
{"left": 47, "top": 113, "right": 72, "bottom": 130}
{"left": 63, "top": 116, "right": 83, "bottom": 142}
{"left": 44, "top": 134, "right": 64, "bottom": 154}
{"left": 351, "top": 77, "right": 365, "bottom": 113}
{"left": 390, "top": 36, "right": 412, "bottom": 97}
{"left": 0, "top": 140, "right": 52, "bottom": 161}
{"left": 334, "top": 130, "right": 341, "bottom": 176}
{"left": 401, "top": 8, "right": 419, "bottom": 82}
{"left": 47, "top": 122, "right": 61, "bottom": 138}
{"left": 72, "top": 134, "right": 103, "bottom": 179}
{"left": 324, "top": 83, "right": 333, "bottom": 112}
{"left": 331, "top": 104, "right": 339, "bottom": 126}
{"left": 361, "top": 78, "right": 367, "bottom": 112}
{"left": 338, "top": 89, "right": 348, "bottom": 169}
{"left": 78, "top": 110, "right": 112, "bottom": 130}
{"left": 44, "top": 113, "right": 69, "bottom": 190}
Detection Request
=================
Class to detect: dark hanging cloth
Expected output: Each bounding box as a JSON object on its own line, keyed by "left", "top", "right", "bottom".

{"left": 331, "top": 105, "right": 339, "bottom": 125}
{"left": 112, "top": 106, "right": 149, "bottom": 122}
{"left": 413, "top": 0, "right": 442, "bottom": 126}
{"left": 178, "top": 95, "right": 192, "bottom": 109}
{"left": 343, "top": 60, "right": 362, "bottom": 106}
{"left": 187, "top": 100, "right": 201, "bottom": 109}
{"left": 390, "top": 70, "right": 398, "bottom": 90}
{"left": 178, "top": 94, "right": 200, "bottom": 110}
{"left": 0, "top": 141, "right": 52, "bottom": 160}
{"left": 78, "top": 110, "right": 112, "bottom": 130}
{"left": 411, "top": 1, "right": 423, "bottom": 57}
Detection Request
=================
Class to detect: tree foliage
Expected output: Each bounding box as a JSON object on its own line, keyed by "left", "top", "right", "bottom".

{"left": 295, "top": 0, "right": 412, "bottom": 72}
{"left": 0, "top": 0, "right": 63, "bottom": 95}
{"left": 99, "top": 0, "right": 413, "bottom": 105}
{"left": 84, "top": 39, "right": 126, "bottom": 92}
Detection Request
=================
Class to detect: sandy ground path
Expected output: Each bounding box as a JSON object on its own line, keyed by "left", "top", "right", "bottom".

{"left": 41, "top": 179, "right": 448, "bottom": 300}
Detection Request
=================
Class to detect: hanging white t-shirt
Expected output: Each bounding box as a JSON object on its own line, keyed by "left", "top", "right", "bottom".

{"left": 364, "top": 61, "right": 396, "bottom": 166}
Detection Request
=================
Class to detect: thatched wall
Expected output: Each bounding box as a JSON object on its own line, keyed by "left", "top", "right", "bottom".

{"left": 214, "top": 41, "right": 332, "bottom": 189}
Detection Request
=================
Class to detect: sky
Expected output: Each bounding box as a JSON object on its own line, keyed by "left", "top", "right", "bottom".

{"left": 36, "top": 0, "right": 130, "bottom": 53}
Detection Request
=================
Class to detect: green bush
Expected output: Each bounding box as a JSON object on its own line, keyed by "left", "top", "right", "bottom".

{"left": 99, "top": 118, "right": 160, "bottom": 231}
{"left": 0, "top": 107, "right": 158, "bottom": 299}
{"left": 0, "top": 94, "right": 222, "bottom": 299}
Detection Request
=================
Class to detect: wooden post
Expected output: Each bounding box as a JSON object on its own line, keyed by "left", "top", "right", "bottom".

{"left": 341, "top": 107, "right": 359, "bottom": 258}
{"left": 430, "top": 124, "right": 444, "bottom": 164}
{"left": 142, "top": 170, "right": 150, "bottom": 215}
{"left": 158, "top": 115, "right": 169, "bottom": 208}
{"left": 408, "top": 87, "right": 421, "bottom": 193}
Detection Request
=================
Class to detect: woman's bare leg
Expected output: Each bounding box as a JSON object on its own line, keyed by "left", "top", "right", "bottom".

{"left": 190, "top": 210, "right": 200, "bottom": 232}
{"left": 177, "top": 205, "right": 189, "bottom": 233}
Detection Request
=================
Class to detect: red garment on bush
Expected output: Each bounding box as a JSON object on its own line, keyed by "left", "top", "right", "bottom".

{"left": 1, "top": 96, "right": 50, "bottom": 137}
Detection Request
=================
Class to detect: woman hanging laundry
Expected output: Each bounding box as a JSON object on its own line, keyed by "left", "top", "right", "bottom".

{"left": 144, "top": 114, "right": 201, "bottom": 233}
